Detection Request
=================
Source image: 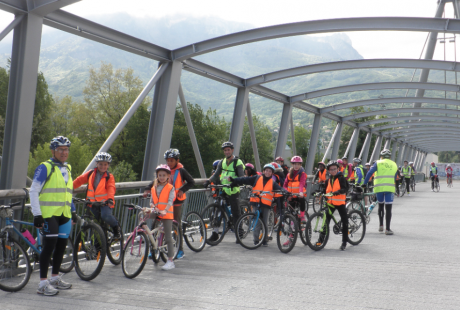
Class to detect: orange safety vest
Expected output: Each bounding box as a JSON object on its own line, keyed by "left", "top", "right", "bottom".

{"left": 287, "top": 171, "right": 307, "bottom": 194}
{"left": 250, "top": 176, "right": 274, "bottom": 206}
{"left": 86, "top": 170, "right": 115, "bottom": 207}
{"left": 151, "top": 183, "right": 175, "bottom": 220}
{"left": 171, "top": 168, "right": 186, "bottom": 202}
{"left": 318, "top": 169, "right": 327, "bottom": 182}
{"left": 340, "top": 166, "right": 344, "bottom": 173}
{"left": 326, "top": 177, "right": 346, "bottom": 206}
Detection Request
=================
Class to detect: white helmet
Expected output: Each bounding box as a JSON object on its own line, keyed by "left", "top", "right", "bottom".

{"left": 95, "top": 152, "right": 112, "bottom": 163}
{"left": 447, "top": 164, "right": 451, "bottom": 168}
{"left": 380, "top": 149, "right": 391, "bottom": 158}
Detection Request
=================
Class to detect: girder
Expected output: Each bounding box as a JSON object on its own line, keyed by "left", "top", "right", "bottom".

{"left": 358, "top": 115, "right": 460, "bottom": 127}
{"left": 343, "top": 108, "right": 460, "bottom": 122}
{"left": 375, "top": 121, "right": 460, "bottom": 132}
{"left": 404, "top": 134, "right": 460, "bottom": 142}
{"left": 386, "top": 128, "right": 460, "bottom": 137}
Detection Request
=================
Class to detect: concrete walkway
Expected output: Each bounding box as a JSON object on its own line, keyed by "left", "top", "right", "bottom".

{"left": 2, "top": 181, "right": 460, "bottom": 309}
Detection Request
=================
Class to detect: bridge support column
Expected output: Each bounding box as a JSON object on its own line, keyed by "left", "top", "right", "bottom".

{"left": 247, "top": 100, "right": 261, "bottom": 172}
{"left": 343, "top": 128, "right": 358, "bottom": 160}
{"left": 142, "top": 60, "right": 182, "bottom": 181}
{"left": 348, "top": 128, "right": 360, "bottom": 161}
{"left": 322, "top": 122, "right": 340, "bottom": 163}
{"left": 396, "top": 143, "right": 405, "bottom": 166}
{"left": 359, "top": 132, "right": 372, "bottom": 164}
{"left": 0, "top": 14, "right": 43, "bottom": 190}
{"left": 383, "top": 138, "right": 391, "bottom": 149}
{"left": 229, "top": 87, "right": 250, "bottom": 156}
{"left": 402, "top": 144, "right": 410, "bottom": 164}
{"left": 331, "top": 122, "right": 343, "bottom": 161}
{"left": 370, "top": 135, "right": 383, "bottom": 163}
{"left": 305, "top": 114, "right": 322, "bottom": 174}
{"left": 275, "top": 103, "right": 293, "bottom": 160}
{"left": 392, "top": 141, "right": 400, "bottom": 162}
{"left": 290, "top": 113, "right": 296, "bottom": 156}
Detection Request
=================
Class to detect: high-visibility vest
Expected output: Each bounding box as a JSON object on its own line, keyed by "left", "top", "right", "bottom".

{"left": 402, "top": 166, "right": 412, "bottom": 179}
{"left": 355, "top": 165, "right": 364, "bottom": 185}
{"left": 287, "top": 171, "right": 307, "bottom": 194}
{"left": 410, "top": 166, "right": 416, "bottom": 175}
{"left": 39, "top": 160, "right": 73, "bottom": 219}
{"left": 344, "top": 164, "right": 354, "bottom": 180}
{"left": 220, "top": 157, "right": 244, "bottom": 195}
{"left": 86, "top": 169, "right": 115, "bottom": 206}
{"left": 318, "top": 170, "right": 327, "bottom": 182}
{"left": 250, "top": 176, "right": 274, "bottom": 206}
{"left": 430, "top": 166, "right": 437, "bottom": 175}
{"left": 151, "top": 183, "right": 175, "bottom": 220}
{"left": 171, "top": 168, "right": 186, "bottom": 202}
{"left": 326, "top": 176, "right": 346, "bottom": 206}
{"left": 373, "top": 159, "right": 397, "bottom": 194}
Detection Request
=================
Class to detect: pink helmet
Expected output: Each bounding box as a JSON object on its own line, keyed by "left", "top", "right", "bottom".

{"left": 245, "top": 163, "right": 255, "bottom": 169}
{"left": 337, "top": 159, "right": 343, "bottom": 165}
{"left": 275, "top": 156, "right": 284, "bottom": 162}
{"left": 291, "top": 156, "right": 303, "bottom": 163}
{"left": 156, "top": 164, "right": 171, "bottom": 174}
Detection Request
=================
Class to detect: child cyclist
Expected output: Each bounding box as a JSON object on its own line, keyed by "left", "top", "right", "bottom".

{"left": 143, "top": 165, "right": 176, "bottom": 270}
{"left": 73, "top": 152, "right": 121, "bottom": 238}
{"left": 283, "top": 156, "right": 308, "bottom": 223}
{"left": 144, "top": 149, "right": 194, "bottom": 259}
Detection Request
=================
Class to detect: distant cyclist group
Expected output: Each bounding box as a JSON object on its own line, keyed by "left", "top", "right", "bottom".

{"left": 0, "top": 135, "right": 450, "bottom": 296}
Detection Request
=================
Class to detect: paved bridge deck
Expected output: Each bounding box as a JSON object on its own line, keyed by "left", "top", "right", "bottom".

{"left": 2, "top": 181, "right": 459, "bottom": 310}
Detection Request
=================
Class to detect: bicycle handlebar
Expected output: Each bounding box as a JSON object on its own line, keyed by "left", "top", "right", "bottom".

{"left": 0, "top": 201, "right": 21, "bottom": 209}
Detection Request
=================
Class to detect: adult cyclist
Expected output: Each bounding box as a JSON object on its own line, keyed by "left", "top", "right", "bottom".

{"left": 401, "top": 160, "right": 412, "bottom": 196}
{"left": 446, "top": 164, "right": 453, "bottom": 185}
{"left": 353, "top": 158, "right": 368, "bottom": 207}
{"left": 409, "top": 161, "right": 416, "bottom": 187}
{"left": 30, "top": 136, "right": 76, "bottom": 295}
{"left": 204, "top": 141, "right": 245, "bottom": 243}
{"left": 430, "top": 162, "right": 439, "bottom": 191}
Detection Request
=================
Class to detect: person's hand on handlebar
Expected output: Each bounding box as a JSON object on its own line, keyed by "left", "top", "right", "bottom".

{"left": 332, "top": 191, "right": 341, "bottom": 196}
{"left": 143, "top": 190, "right": 150, "bottom": 198}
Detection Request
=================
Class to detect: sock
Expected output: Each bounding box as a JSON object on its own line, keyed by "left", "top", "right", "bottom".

{"left": 300, "top": 211, "right": 305, "bottom": 219}
{"left": 50, "top": 275, "right": 59, "bottom": 281}
{"left": 40, "top": 279, "right": 48, "bottom": 287}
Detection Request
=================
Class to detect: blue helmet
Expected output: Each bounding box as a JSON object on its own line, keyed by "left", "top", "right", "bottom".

{"left": 50, "top": 136, "right": 71, "bottom": 150}
{"left": 213, "top": 160, "right": 221, "bottom": 169}
{"left": 263, "top": 163, "right": 275, "bottom": 172}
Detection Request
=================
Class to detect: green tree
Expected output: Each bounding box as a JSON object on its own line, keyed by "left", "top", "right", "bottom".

{"left": 287, "top": 125, "right": 312, "bottom": 162}
{"left": 111, "top": 160, "right": 137, "bottom": 182}
{"left": 50, "top": 96, "right": 79, "bottom": 136}
{"left": 239, "top": 115, "right": 274, "bottom": 167}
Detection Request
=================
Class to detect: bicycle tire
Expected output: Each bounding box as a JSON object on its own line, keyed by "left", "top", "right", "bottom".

{"left": 346, "top": 201, "right": 365, "bottom": 214}
{"left": 299, "top": 218, "right": 308, "bottom": 245}
{"left": 266, "top": 209, "right": 276, "bottom": 240}
{"left": 436, "top": 182, "right": 440, "bottom": 192}
{"left": 305, "top": 212, "right": 329, "bottom": 251}
{"left": 411, "top": 179, "right": 416, "bottom": 192}
{"left": 201, "top": 203, "right": 228, "bottom": 246}
{"left": 276, "top": 214, "right": 298, "bottom": 253}
{"left": 235, "top": 212, "right": 266, "bottom": 250}
{"left": 121, "top": 231, "right": 149, "bottom": 279}
{"left": 160, "top": 222, "right": 181, "bottom": 262}
{"left": 59, "top": 236, "right": 75, "bottom": 273}
{"left": 183, "top": 211, "right": 206, "bottom": 252}
{"left": 399, "top": 182, "right": 406, "bottom": 197}
{"left": 347, "top": 210, "right": 366, "bottom": 246}
{"left": 106, "top": 226, "right": 124, "bottom": 265}
{"left": 74, "top": 222, "right": 107, "bottom": 281}
{"left": 312, "top": 195, "right": 322, "bottom": 213}
{"left": 0, "top": 237, "right": 32, "bottom": 292}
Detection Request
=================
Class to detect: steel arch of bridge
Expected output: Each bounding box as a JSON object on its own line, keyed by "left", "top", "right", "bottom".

{"left": 374, "top": 121, "right": 460, "bottom": 132}
{"left": 358, "top": 115, "right": 460, "bottom": 127}
{"left": 384, "top": 128, "right": 460, "bottom": 137}
{"left": 343, "top": 108, "right": 460, "bottom": 121}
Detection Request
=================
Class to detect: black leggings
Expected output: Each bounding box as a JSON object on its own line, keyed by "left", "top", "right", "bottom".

{"left": 325, "top": 204, "right": 348, "bottom": 243}
{"left": 291, "top": 197, "right": 306, "bottom": 212}
{"left": 405, "top": 178, "right": 410, "bottom": 193}
{"left": 378, "top": 203, "right": 392, "bottom": 230}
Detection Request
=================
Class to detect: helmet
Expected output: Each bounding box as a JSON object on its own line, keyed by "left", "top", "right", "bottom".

{"left": 317, "top": 161, "right": 326, "bottom": 167}
{"left": 380, "top": 149, "right": 391, "bottom": 158}
{"left": 221, "top": 141, "right": 234, "bottom": 149}
{"left": 95, "top": 152, "right": 112, "bottom": 163}
{"left": 50, "top": 136, "right": 71, "bottom": 150}
{"left": 342, "top": 156, "right": 348, "bottom": 160}
{"left": 365, "top": 162, "right": 370, "bottom": 166}
{"left": 263, "top": 163, "right": 275, "bottom": 172}
{"left": 275, "top": 156, "right": 284, "bottom": 162}
{"left": 213, "top": 160, "right": 221, "bottom": 169}
{"left": 326, "top": 160, "right": 340, "bottom": 169}
{"left": 164, "top": 148, "right": 180, "bottom": 159}
{"left": 156, "top": 164, "right": 171, "bottom": 174}
{"left": 337, "top": 159, "right": 343, "bottom": 165}
{"left": 398, "top": 166, "right": 402, "bottom": 170}
{"left": 409, "top": 161, "right": 414, "bottom": 165}
{"left": 245, "top": 163, "right": 255, "bottom": 170}
{"left": 353, "top": 158, "right": 361, "bottom": 164}
{"left": 431, "top": 162, "right": 435, "bottom": 165}
{"left": 271, "top": 162, "right": 280, "bottom": 169}
{"left": 291, "top": 156, "right": 303, "bottom": 163}
{"left": 447, "top": 164, "right": 451, "bottom": 167}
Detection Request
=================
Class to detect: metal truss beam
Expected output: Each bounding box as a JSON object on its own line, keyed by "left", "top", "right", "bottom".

{"left": 373, "top": 121, "right": 460, "bottom": 132}
{"left": 331, "top": 122, "right": 343, "bottom": 161}
{"left": 343, "top": 108, "right": 460, "bottom": 122}
{"left": 0, "top": 15, "right": 24, "bottom": 42}
{"left": 359, "top": 132, "right": 372, "bottom": 163}
{"left": 275, "top": 103, "right": 292, "bottom": 159}
{"left": 388, "top": 128, "right": 460, "bottom": 137}
{"left": 405, "top": 134, "right": 460, "bottom": 142}
{"left": 305, "top": 114, "right": 322, "bottom": 174}
{"left": 229, "top": 87, "right": 250, "bottom": 156}
{"left": 358, "top": 115, "right": 460, "bottom": 127}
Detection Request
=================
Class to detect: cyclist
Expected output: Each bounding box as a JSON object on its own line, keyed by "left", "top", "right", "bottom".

{"left": 73, "top": 152, "right": 120, "bottom": 239}
{"left": 210, "top": 160, "right": 221, "bottom": 198}
{"left": 204, "top": 141, "right": 245, "bottom": 243}
{"left": 342, "top": 157, "right": 354, "bottom": 182}
{"left": 365, "top": 163, "right": 374, "bottom": 187}
{"left": 144, "top": 149, "right": 194, "bottom": 259}
{"left": 229, "top": 163, "right": 287, "bottom": 246}
{"left": 321, "top": 160, "right": 349, "bottom": 251}
{"left": 446, "top": 164, "right": 453, "bottom": 185}
{"left": 30, "top": 136, "right": 77, "bottom": 295}
{"left": 409, "top": 161, "right": 416, "bottom": 187}
{"left": 144, "top": 164, "right": 176, "bottom": 270}
{"left": 430, "top": 162, "right": 439, "bottom": 191}
{"left": 244, "top": 163, "right": 259, "bottom": 177}
{"left": 313, "top": 162, "right": 327, "bottom": 189}
{"left": 271, "top": 162, "right": 285, "bottom": 186}
{"left": 283, "top": 156, "right": 308, "bottom": 223}
{"left": 363, "top": 149, "right": 397, "bottom": 235}
{"left": 401, "top": 160, "right": 412, "bottom": 196}
{"left": 337, "top": 159, "right": 344, "bottom": 174}
{"left": 353, "top": 158, "right": 368, "bottom": 207}
{"left": 395, "top": 167, "right": 402, "bottom": 197}
{"left": 275, "top": 156, "right": 289, "bottom": 177}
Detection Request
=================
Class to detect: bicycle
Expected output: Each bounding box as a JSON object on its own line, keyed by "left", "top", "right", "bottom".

{"left": 311, "top": 183, "right": 325, "bottom": 213}
{"left": 346, "top": 185, "right": 376, "bottom": 224}
{"left": 306, "top": 193, "right": 366, "bottom": 251}
{"left": 0, "top": 202, "right": 75, "bottom": 292}
{"left": 273, "top": 191, "right": 299, "bottom": 253}
{"left": 398, "top": 178, "right": 406, "bottom": 197}
{"left": 447, "top": 175, "right": 453, "bottom": 188}
{"left": 410, "top": 176, "right": 416, "bottom": 192}
{"left": 121, "top": 200, "right": 182, "bottom": 279}
{"left": 432, "top": 176, "right": 441, "bottom": 192}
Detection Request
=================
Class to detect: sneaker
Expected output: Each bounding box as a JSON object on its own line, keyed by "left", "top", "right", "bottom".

{"left": 316, "top": 232, "right": 326, "bottom": 246}
{"left": 112, "top": 225, "right": 121, "bottom": 240}
{"left": 208, "top": 232, "right": 219, "bottom": 242}
{"left": 176, "top": 250, "right": 184, "bottom": 260}
{"left": 340, "top": 243, "right": 346, "bottom": 251}
{"left": 379, "top": 226, "right": 383, "bottom": 232}
{"left": 283, "top": 234, "right": 294, "bottom": 247}
{"left": 162, "top": 260, "right": 175, "bottom": 270}
{"left": 385, "top": 229, "right": 394, "bottom": 235}
{"left": 407, "top": 193, "right": 411, "bottom": 197}
{"left": 49, "top": 275, "right": 72, "bottom": 290}
{"left": 37, "top": 280, "right": 59, "bottom": 296}
{"left": 262, "top": 241, "right": 268, "bottom": 247}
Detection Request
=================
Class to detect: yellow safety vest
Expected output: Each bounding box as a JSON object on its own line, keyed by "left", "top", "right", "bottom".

{"left": 373, "top": 159, "right": 397, "bottom": 194}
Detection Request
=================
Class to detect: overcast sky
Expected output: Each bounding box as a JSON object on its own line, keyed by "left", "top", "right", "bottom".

{"left": 0, "top": 0, "right": 458, "bottom": 60}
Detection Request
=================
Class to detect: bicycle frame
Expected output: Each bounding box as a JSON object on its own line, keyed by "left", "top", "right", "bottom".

{"left": 1, "top": 217, "right": 42, "bottom": 256}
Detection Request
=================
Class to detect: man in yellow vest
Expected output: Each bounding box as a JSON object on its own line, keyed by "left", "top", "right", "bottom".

{"left": 363, "top": 149, "right": 398, "bottom": 235}
{"left": 30, "top": 136, "right": 77, "bottom": 296}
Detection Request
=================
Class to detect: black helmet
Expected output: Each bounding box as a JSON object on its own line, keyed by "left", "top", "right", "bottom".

{"left": 221, "top": 141, "right": 234, "bottom": 149}
{"left": 164, "top": 148, "right": 180, "bottom": 159}
{"left": 326, "top": 160, "right": 340, "bottom": 169}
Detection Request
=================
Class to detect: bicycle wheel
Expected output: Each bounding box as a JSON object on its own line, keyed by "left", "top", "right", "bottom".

{"left": 74, "top": 222, "right": 107, "bottom": 281}
{"left": 183, "top": 211, "right": 206, "bottom": 252}
{"left": 160, "top": 222, "right": 181, "bottom": 262}
{"left": 411, "top": 179, "right": 416, "bottom": 192}
{"left": 106, "top": 226, "right": 124, "bottom": 265}
{"left": 299, "top": 217, "right": 308, "bottom": 245}
{"left": 0, "top": 237, "right": 31, "bottom": 292}
{"left": 266, "top": 209, "right": 275, "bottom": 240}
{"left": 399, "top": 182, "right": 406, "bottom": 197}
{"left": 305, "top": 212, "right": 329, "bottom": 251}
{"left": 235, "top": 213, "right": 266, "bottom": 250}
{"left": 201, "top": 204, "right": 228, "bottom": 246}
{"left": 347, "top": 210, "right": 366, "bottom": 246}
{"left": 346, "top": 201, "right": 365, "bottom": 214}
{"left": 436, "top": 181, "right": 440, "bottom": 192}
{"left": 59, "top": 236, "right": 75, "bottom": 273}
{"left": 276, "top": 214, "right": 298, "bottom": 253}
{"left": 121, "top": 231, "right": 149, "bottom": 279}
{"left": 312, "top": 195, "right": 322, "bottom": 213}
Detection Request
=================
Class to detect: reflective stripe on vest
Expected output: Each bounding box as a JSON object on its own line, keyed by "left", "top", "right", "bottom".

{"left": 373, "top": 159, "right": 397, "bottom": 194}
{"left": 151, "top": 183, "right": 175, "bottom": 220}
{"left": 39, "top": 160, "right": 73, "bottom": 219}
{"left": 287, "top": 171, "right": 306, "bottom": 194}
{"left": 87, "top": 169, "right": 109, "bottom": 203}
{"left": 326, "top": 177, "right": 346, "bottom": 206}
{"left": 220, "top": 158, "right": 243, "bottom": 195}
{"left": 250, "top": 176, "right": 274, "bottom": 205}
{"left": 402, "top": 167, "right": 412, "bottom": 178}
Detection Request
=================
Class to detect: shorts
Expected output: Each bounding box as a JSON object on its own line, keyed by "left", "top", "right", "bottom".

{"left": 376, "top": 192, "right": 394, "bottom": 204}
{"left": 42, "top": 214, "right": 71, "bottom": 239}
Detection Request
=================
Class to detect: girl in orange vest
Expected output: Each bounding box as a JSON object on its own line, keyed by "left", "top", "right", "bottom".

{"left": 144, "top": 164, "right": 176, "bottom": 270}
{"left": 322, "top": 161, "right": 349, "bottom": 251}
{"left": 283, "top": 156, "right": 307, "bottom": 223}
{"left": 73, "top": 152, "right": 120, "bottom": 238}
{"left": 313, "top": 162, "right": 328, "bottom": 188}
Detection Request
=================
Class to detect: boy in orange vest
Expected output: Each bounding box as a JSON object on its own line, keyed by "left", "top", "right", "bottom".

{"left": 73, "top": 152, "right": 120, "bottom": 238}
